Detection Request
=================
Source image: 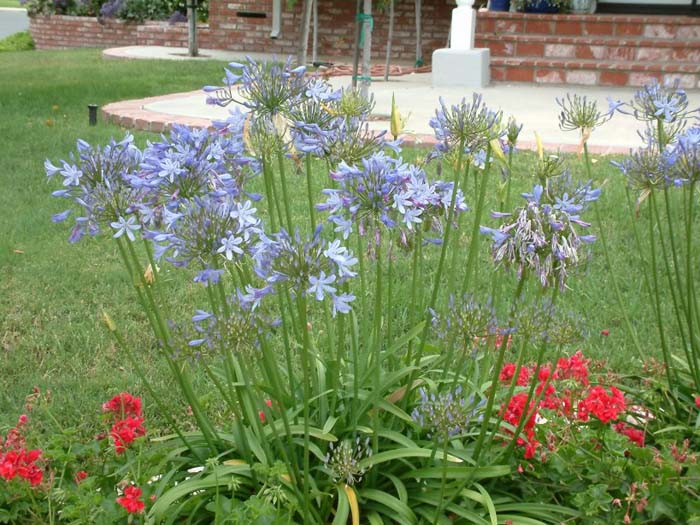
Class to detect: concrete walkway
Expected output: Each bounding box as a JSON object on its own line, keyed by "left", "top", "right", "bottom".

{"left": 102, "top": 45, "right": 700, "bottom": 154}
{"left": 0, "top": 7, "right": 29, "bottom": 39}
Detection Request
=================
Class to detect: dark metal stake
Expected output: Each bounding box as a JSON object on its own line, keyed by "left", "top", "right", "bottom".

{"left": 88, "top": 104, "right": 98, "bottom": 126}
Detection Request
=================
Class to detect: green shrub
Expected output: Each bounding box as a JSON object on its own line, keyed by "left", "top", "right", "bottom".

{"left": 0, "top": 31, "right": 35, "bottom": 52}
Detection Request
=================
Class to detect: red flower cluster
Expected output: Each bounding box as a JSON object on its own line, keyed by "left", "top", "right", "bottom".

{"left": 578, "top": 385, "right": 626, "bottom": 424}
{"left": 613, "top": 422, "right": 645, "bottom": 447}
{"left": 103, "top": 392, "right": 142, "bottom": 419}
{"left": 501, "top": 392, "right": 540, "bottom": 459}
{"left": 499, "top": 351, "right": 638, "bottom": 459}
{"left": 258, "top": 399, "right": 273, "bottom": 423}
{"left": 116, "top": 485, "right": 145, "bottom": 514}
{"left": 0, "top": 415, "right": 43, "bottom": 486}
{"left": 103, "top": 393, "right": 146, "bottom": 454}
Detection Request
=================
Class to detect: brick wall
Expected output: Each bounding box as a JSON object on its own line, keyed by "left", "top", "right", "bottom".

{"left": 30, "top": 0, "right": 454, "bottom": 63}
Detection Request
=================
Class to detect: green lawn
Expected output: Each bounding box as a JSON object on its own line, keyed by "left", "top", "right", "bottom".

{"left": 0, "top": 0, "right": 22, "bottom": 7}
{"left": 0, "top": 47, "right": 671, "bottom": 432}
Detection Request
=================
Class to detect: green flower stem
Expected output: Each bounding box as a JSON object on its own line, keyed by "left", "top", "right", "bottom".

{"left": 583, "top": 143, "right": 644, "bottom": 359}
{"left": 371, "top": 238, "right": 383, "bottom": 480}
{"left": 433, "top": 432, "right": 451, "bottom": 525}
{"left": 275, "top": 292, "right": 297, "bottom": 409}
{"left": 257, "top": 335, "right": 304, "bottom": 488}
{"left": 403, "top": 229, "right": 422, "bottom": 367}
{"left": 103, "top": 313, "right": 203, "bottom": 462}
{"left": 447, "top": 161, "right": 471, "bottom": 293}
{"left": 461, "top": 144, "right": 493, "bottom": 296}
{"left": 261, "top": 156, "right": 280, "bottom": 233}
{"left": 386, "top": 241, "right": 394, "bottom": 363}
{"left": 305, "top": 155, "right": 317, "bottom": 231}
{"left": 501, "top": 287, "right": 559, "bottom": 462}
{"left": 651, "top": 192, "right": 692, "bottom": 366}
{"left": 647, "top": 196, "right": 680, "bottom": 411}
{"left": 504, "top": 144, "right": 515, "bottom": 211}
{"left": 473, "top": 271, "right": 528, "bottom": 461}
{"left": 685, "top": 181, "right": 700, "bottom": 388}
{"left": 355, "top": 232, "right": 368, "bottom": 322}
{"left": 412, "top": 138, "right": 467, "bottom": 376}
{"left": 120, "top": 238, "right": 221, "bottom": 452}
{"left": 277, "top": 151, "right": 294, "bottom": 231}
{"left": 295, "top": 295, "right": 313, "bottom": 523}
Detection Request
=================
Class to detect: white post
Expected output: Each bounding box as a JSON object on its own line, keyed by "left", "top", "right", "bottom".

{"left": 450, "top": 0, "right": 475, "bottom": 50}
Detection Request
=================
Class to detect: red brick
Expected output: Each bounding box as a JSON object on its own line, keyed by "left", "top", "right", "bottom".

{"left": 599, "top": 71, "right": 629, "bottom": 86}
{"left": 505, "top": 66, "right": 534, "bottom": 82}
{"left": 616, "top": 23, "right": 643, "bottom": 37}
{"left": 487, "top": 41, "right": 516, "bottom": 57}
{"left": 605, "top": 46, "right": 635, "bottom": 61}
{"left": 565, "top": 70, "right": 597, "bottom": 85}
{"left": 544, "top": 43, "right": 575, "bottom": 58}
{"left": 526, "top": 20, "right": 554, "bottom": 34}
{"left": 629, "top": 72, "right": 662, "bottom": 86}
{"left": 490, "top": 66, "right": 506, "bottom": 81}
{"left": 556, "top": 21, "right": 582, "bottom": 36}
{"left": 636, "top": 47, "right": 673, "bottom": 61}
{"left": 535, "top": 69, "right": 564, "bottom": 83}
{"left": 495, "top": 20, "right": 525, "bottom": 33}
{"left": 672, "top": 48, "right": 700, "bottom": 62}
{"left": 643, "top": 24, "right": 675, "bottom": 39}
{"left": 663, "top": 74, "right": 697, "bottom": 89}
{"left": 517, "top": 42, "right": 545, "bottom": 57}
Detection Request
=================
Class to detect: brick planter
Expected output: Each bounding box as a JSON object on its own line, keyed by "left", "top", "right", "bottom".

{"left": 29, "top": 0, "right": 453, "bottom": 63}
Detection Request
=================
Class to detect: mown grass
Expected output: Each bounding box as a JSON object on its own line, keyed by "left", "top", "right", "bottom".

{"left": 0, "top": 48, "right": 670, "bottom": 433}
{"left": 0, "top": 0, "right": 21, "bottom": 7}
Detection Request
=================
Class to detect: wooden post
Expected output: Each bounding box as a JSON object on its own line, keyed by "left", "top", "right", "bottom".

{"left": 360, "top": 0, "right": 372, "bottom": 98}
{"left": 415, "top": 0, "right": 423, "bottom": 66}
{"left": 187, "top": 0, "right": 199, "bottom": 57}
{"left": 188, "top": 1, "right": 198, "bottom": 57}
{"left": 298, "top": 0, "right": 314, "bottom": 66}
{"left": 384, "top": 0, "right": 395, "bottom": 81}
{"left": 351, "top": 0, "right": 362, "bottom": 89}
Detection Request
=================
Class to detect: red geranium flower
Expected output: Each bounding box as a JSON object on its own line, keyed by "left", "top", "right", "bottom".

{"left": 578, "top": 386, "right": 626, "bottom": 424}
{"left": 613, "top": 422, "right": 645, "bottom": 447}
{"left": 116, "top": 485, "right": 145, "bottom": 514}
{"left": 110, "top": 416, "right": 146, "bottom": 454}
{"left": 103, "top": 392, "right": 142, "bottom": 419}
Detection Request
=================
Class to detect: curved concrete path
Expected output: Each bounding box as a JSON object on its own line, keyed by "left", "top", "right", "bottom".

{"left": 101, "top": 46, "right": 700, "bottom": 154}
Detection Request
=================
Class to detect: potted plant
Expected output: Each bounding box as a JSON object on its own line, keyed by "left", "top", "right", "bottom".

{"left": 512, "top": 0, "right": 568, "bottom": 12}
{"left": 570, "top": 0, "right": 596, "bottom": 13}
{"left": 488, "top": 0, "right": 511, "bottom": 11}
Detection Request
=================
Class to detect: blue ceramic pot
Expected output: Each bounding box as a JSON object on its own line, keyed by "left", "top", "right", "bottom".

{"left": 489, "top": 0, "right": 511, "bottom": 11}
{"left": 524, "top": 0, "right": 558, "bottom": 12}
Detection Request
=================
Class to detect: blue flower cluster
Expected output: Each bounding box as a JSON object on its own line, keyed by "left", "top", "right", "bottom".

{"left": 411, "top": 386, "right": 480, "bottom": 439}
{"left": 481, "top": 181, "right": 600, "bottom": 290}
{"left": 252, "top": 226, "right": 357, "bottom": 316}
{"left": 429, "top": 94, "right": 503, "bottom": 159}
{"left": 317, "top": 152, "right": 468, "bottom": 243}
{"left": 46, "top": 135, "right": 143, "bottom": 243}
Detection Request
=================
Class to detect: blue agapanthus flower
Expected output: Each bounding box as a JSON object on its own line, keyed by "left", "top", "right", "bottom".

{"left": 317, "top": 152, "right": 468, "bottom": 243}
{"left": 252, "top": 226, "right": 357, "bottom": 316}
{"left": 146, "top": 194, "right": 263, "bottom": 275}
{"left": 46, "top": 134, "right": 144, "bottom": 243}
{"left": 139, "top": 123, "right": 258, "bottom": 206}
{"left": 480, "top": 180, "right": 599, "bottom": 290}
